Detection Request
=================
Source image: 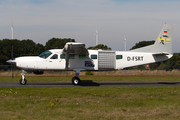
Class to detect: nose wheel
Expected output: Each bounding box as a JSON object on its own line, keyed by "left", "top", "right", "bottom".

{"left": 20, "top": 78, "right": 27, "bottom": 85}
{"left": 72, "top": 77, "right": 81, "bottom": 85}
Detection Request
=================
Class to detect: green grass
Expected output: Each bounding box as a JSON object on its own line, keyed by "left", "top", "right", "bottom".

{"left": 0, "top": 76, "right": 180, "bottom": 83}
{"left": 0, "top": 87, "right": 180, "bottom": 119}
{"left": 0, "top": 74, "right": 180, "bottom": 119}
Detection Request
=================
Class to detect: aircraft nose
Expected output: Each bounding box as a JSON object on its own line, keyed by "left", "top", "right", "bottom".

{"left": 6, "top": 59, "right": 16, "bottom": 64}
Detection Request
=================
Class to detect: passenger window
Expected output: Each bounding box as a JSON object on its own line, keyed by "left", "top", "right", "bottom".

{"left": 69, "top": 54, "right": 75, "bottom": 59}
{"left": 60, "top": 54, "right": 66, "bottom": 59}
{"left": 91, "top": 55, "right": 97, "bottom": 59}
{"left": 51, "top": 54, "right": 58, "bottom": 59}
{"left": 79, "top": 55, "right": 85, "bottom": 59}
{"left": 116, "top": 55, "right": 123, "bottom": 60}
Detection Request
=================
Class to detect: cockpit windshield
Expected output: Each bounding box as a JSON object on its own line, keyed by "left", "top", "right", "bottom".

{"left": 39, "top": 51, "right": 52, "bottom": 59}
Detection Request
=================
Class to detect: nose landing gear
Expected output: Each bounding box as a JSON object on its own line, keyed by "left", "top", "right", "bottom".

{"left": 20, "top": 70, "right": 27, "bottom": 85}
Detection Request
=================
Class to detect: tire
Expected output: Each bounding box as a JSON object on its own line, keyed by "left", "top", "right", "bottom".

{"left": 20, "top": 78, "right": 27, "bottom": 85}
{"left": 72, "top": 77, "right": 81, "bottom": 85}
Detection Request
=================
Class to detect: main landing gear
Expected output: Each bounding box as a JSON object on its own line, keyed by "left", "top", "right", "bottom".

{"left": 19, "top": 69, "right": 82, "bottom": 85}
{"left": 72, "top": 69, "right": 81, "bottom": 85}
{"left": 20, "top": 70, "right": 27, "bottom": 85}
{"left": 72, "top": 77, "right": 81, "bottom": 85}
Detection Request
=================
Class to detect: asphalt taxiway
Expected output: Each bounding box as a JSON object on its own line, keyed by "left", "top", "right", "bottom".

{"left": 0, "top": 81, "right": 180, "bottom": 87}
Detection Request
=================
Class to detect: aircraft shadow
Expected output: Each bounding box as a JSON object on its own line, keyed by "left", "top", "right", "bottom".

{"left": 157, "top": 82, "right": 180, "bottom": 85}
{"left": 80, "top": 80, "right": 100, "bottom": 86}
{"left": 26, "top": 81, "right": 180, "bottom": 87}
{"left": 99, "top": 82, "right": 180, "bottom": 86}
{"left": 26, "top": 80, "right": 100, "bottom": 86}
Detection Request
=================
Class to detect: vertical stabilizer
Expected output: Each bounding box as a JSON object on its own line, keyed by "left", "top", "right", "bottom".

{"left": 152, "top": 23, "right": 173, "bottom": 54}
{"left": 130, "top": 24, "right": 173, "bottom": 54}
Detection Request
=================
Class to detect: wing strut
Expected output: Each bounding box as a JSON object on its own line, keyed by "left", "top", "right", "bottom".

{"left": 65, "top": 44, "right": 70, "bottom": 69}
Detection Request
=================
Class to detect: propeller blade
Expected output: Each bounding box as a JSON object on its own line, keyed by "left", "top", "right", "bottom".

{"left": 11, "top": 46, "right": 14, "bottom": 79}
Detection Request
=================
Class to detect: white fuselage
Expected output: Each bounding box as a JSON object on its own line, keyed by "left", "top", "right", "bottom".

{"left": 14, "top": 49, "right": 172, "bottom": 72}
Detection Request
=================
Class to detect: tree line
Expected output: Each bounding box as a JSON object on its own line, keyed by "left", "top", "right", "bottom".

{"left": 88, "top": 44, "right": 111, "bottom": 50}
{"left": 0, "top": 38, "right": 180, "bottom": 70}
{"left": 0, "top": 38, "right": 75, "bottom": 65}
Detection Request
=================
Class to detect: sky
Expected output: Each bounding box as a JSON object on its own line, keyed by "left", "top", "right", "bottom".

{"left": 0, "top": 0, "right": 180, "bottom": 52}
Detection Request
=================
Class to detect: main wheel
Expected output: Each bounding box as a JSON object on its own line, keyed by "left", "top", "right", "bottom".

{"left": 72, "top": 77, "right": 81, "bottom": 85}
{"left": 19, "top": 78, "right": 27, "bottom": 85}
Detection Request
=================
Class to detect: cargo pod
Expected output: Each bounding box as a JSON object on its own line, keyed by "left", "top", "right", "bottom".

{"left": 98, "top": 51, "right": 116, "bottom": 70}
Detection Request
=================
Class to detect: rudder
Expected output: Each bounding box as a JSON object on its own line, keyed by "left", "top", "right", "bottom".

{"left": 130, "top": 23, "right": 173, "bottom": 54}
{"left": 152, "top": 23, "right": 173, "bottom": 54}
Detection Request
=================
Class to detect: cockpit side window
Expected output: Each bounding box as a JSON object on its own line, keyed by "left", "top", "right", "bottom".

{"left": 50, "top": 54, "right": 58, "bottom": 59}
{"left": 39, "top": 51, "right": 52, "bottom": 59}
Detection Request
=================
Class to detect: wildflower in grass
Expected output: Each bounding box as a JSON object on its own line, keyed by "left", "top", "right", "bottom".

{"left": 49, "top": 101, "right": 54, "bottom": 108}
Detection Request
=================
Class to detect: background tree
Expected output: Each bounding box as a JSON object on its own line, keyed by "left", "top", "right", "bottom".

{"left": 20, "top": 39, "right": 38, "bottom": 56}
{"left": 35, "top": 43, "right": 45, "bottom": 55}
{"left": 0, "top": 39, "right": 45, "bottom": 65}
{"left": 0, "top": 38, "right": 75, "bottom": 65}
{"left": 167, "top": 53, "right": 180, "bottom": 70}
{"left": 45, "top": 38, "right": 75, "bottom": 50}
{"left": 88, "top": 44, "right": 111, "bottom": 50}
{"left": 130, "top": 40, "right": 155, "bottom": 50}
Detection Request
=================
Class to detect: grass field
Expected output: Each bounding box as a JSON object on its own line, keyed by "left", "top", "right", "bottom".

{"left": 0, "top": 87, "right": 180, "bottom": 120}
{"left": 0, "top": 70, "right": 180, "bottom": 119}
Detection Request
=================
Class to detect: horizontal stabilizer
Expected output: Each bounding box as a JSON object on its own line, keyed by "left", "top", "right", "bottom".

{"left": 152, "top": 52, "right": 170, "bottom": 55}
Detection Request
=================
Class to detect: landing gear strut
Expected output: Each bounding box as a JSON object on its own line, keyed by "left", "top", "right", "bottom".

{"left": 72, "top": 69, "right": 81, "bottom": 85}
{"left": 20, "top": 70, "right": 27, "bottom": 85}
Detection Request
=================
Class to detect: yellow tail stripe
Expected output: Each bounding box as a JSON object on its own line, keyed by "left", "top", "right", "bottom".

{"left": 158, "top": 38, "right": 171, "bottom": 41}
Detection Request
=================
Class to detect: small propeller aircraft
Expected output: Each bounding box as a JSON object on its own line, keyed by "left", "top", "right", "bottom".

{"left": 7, "top": 23, "right": 173, "bottom": 85}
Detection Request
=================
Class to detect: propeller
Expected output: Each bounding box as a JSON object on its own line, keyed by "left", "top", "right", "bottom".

{"left": 11, "top": 46, "right": 14, "bottom": 79}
